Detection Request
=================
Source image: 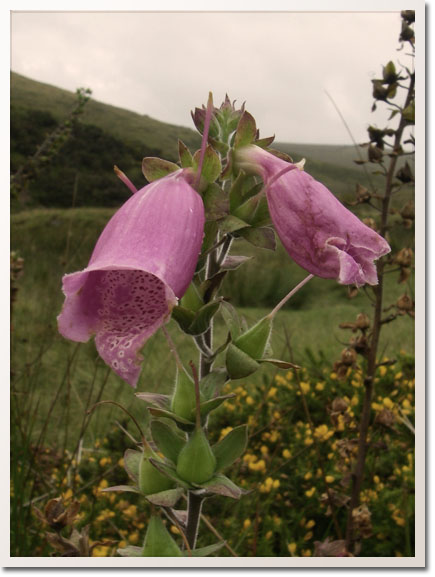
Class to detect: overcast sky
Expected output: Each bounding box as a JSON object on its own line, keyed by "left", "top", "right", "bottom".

{"left": 11, "top": 11, "right": 411, "bottom": 145}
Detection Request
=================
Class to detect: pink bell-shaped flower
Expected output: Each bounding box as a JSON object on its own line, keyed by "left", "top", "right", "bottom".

{"left": 238, "top": 145, "right": 390, "bottom": 286}
{"left": 58, "top": 170, "right": 205, "bottom": 387}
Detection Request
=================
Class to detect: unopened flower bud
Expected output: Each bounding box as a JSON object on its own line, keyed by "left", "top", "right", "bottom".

{"left": 341, "top": 348, "right": 357, "bottom": 366}
{"left": 355, "top": 313, "right": 370, "bottom": 330}
{"left": 176, "top": 428, "right": 216, "bottom": 485}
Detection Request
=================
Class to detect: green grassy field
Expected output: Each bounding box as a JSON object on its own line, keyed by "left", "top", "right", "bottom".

{"left": 11, "top": 207, "right": 414, "bottom": 452}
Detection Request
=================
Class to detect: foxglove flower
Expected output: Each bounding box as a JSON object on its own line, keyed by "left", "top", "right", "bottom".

{"left": 238, "top": 146, "right": 390, "bottom": 286}
{"left": 58, "top": 171, "right": 205, "bottom": 387}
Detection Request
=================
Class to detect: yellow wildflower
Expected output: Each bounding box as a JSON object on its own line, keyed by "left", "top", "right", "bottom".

{"left": 288, "top": 543, "right": 297, "bottom": 556}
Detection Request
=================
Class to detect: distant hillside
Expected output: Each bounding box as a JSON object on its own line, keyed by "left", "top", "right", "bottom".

{"left": 11, "top": 72, "right": 387, "bottom": 209}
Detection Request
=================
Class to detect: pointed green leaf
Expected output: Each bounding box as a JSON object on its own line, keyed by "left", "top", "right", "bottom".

{"left": 142, "top": 157, "right": 179, "bottom": 182}
{"left": 234, "top": 316, "right": 273, "bottom": 359}
{"left": 150, "top": 420, "right": 186, "bottom": 465}
{"left": 171, "top": 306, "right": 196, "bottom": 333}
{"left": 148, "top": 459, "right": 190, "bottom": 489}
{"left": 204, "top": 183, "right": 229, "bottom": 221}
{"left": 220, "top": 215, "right": 250, "bottom": 234}
{"left": 199, "top": 474, "right": 244, "bottom": 499}
{"left": 123, "top": 449, "right": 142, "bottom": 482}
{"left": 180, "top": 282, "right": 203, "bottom": 313}
{"left": 145, "top": 487, "right": 184, "bottom": 507}
{"left": 135, "top": 392, "right": 170, "bottom": 409}
{"left": 254, "top": 135, "right": 275, "bottom": 148}
{"left": 221, "top": 255, "right": 252, "bottom": 271}
{"left": 238, "top": 226, "right": 276, "bottom": 250}
{"left": 234, "top": 111, "right": 257, "bottom": 148}
{"left": 402, "top": 101, "right": 415, "bottom": 124}
{"left": 100, "top": 485, "right": 140, "bottom": 494}
{"left": 200, "top": 394, "right": 236, "bottom": 419}
{"left": 178, "top": 140, "right": 193, "bottom": 168}
{"left": 258, "top": 358, "right": 301, "bottom": 370}
{"left": 193, "top": 145, "right": 222, "bottom": 183}
{"left": 250, "top": 195, "right": 271, "bottom": 227}
{"left": 200, "top": 272, "right": 227, "bottom": 302}
{"left": 226, "top": 343, "right": 260, "bottom": 380}
{"left": 199, "top": 369, "right": 229, "bottom": 400}
{"left": 212, "top": 425, "right": 248, "bottom": 472}
{"left": 220, "top": 301, "right": 241, "bottom": 339}
{"left": 141, "top": 515, "right": 183, "bottom": 557}
{"left": 148, "top": 407, "right": 194, "bottom": 429}
{"left": 187, "top": 301, "right": 221, "bottom": 336}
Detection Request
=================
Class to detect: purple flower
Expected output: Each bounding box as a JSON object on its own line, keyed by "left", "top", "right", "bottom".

{"left": 238, "top": 146, "right": 390, "bottom": 286}
{"left": 58, "top": 171, "right": 205, "bottom": 387}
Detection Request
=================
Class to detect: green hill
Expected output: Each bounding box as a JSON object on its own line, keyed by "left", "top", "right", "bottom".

{"left": 11, "top": 71, "right": 389, "bottom": 209}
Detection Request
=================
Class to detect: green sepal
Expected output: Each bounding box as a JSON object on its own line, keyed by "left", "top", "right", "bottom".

{"left": 171, "top": 306, "right": 196, "bottom": 333}
{"left": 232, "top": 183, "right": 263, "bottom": 223}
{"left": 237, "top": 226, "right": 276, "bottom": 250}
{"left": 135, "top": 392, "right": 170, "bottom": 409}
{"left": 100, "top": 484, "right": 140, "bottom": 494}
{"left": 219, "top": 215, "right": 250, "bottom": 235}
{"left": 254, "top": 135, "right": 275, "bottom": 148}
{"left": 234, "top": 315, "right": 273, "bottom": 360}
{"left": 203, "top": 183, "right": 230, "bottom": 221}
{"left": 402, "top": 101, "right": 415, "bottom": 124}
{"left": 220, "top": 301, "right": 241, "bottom": 340}
{"left": 226, "top": 343, "right": 260, "bottom": 380}
{"left": 176, "top": 428, "right": 217, "bottom": 485}
{"left": 193, "top": 145, "right": 222, "bottom": 183}
{"left": 170, "top": 368, "right": 198, "bottom": 421}
{"left": 141, "top": 157, "right": 179, "bottom": 182}
{"left": 148, "top": 459, "right": 191, "bottom": 489}
{"left": 212, "top": 425, "right": 248, "bottom": 472}
{"left": 220, "top": 255, "right": 252, "bottom": 271}
{"left": 141, "top": 516, "right": 183, "bottom": 557}
{"left": 180, "top": 282, "right": 203, "bottom": 313}
{"left": 172, "top": 301, "right": 221, "bottom": 336}
{"left": 150, "top": 420, "right": 186, "bottom": 465}
{"left": 199, "top": 369, "right": 229, "bottom": 401}
{"left": 234, "top": 111, "right": 257, "bottom": 148}
{"left": 199, "top": 393, "right": 236, "bottom": 419}
{"left": 123, "top": 449, "right": 142, "bottom": 483}
{"left": 229, "top": 172, "right": 259, "bottom": 212}
{"left": 258, "top": 358, "right": 301, "bottom": 370}
{"left": 383, "top": 60, "right": 397, "bottom": 83}
{"left": 139, "top": 451, "right": 175, "bottom": 495}
{"left": 147, "top": 407, "right": 195, "bottom": 431}
{"left": 145, "top": 487, "right": 184, "bottom": 508}
{"left": 187, "top": 542, "right": 226, "bottom": 557}
{"left": 178, "top": 139, "right": 193, "bottom": 168}
{"left": 250, "top": 195, "right": 271, "bottom": 227}
{"left": 198, "top": 474, "right": 244, "bottom": 499}
{"left": 187, "top": 301, "right": 222, "bottom": 336}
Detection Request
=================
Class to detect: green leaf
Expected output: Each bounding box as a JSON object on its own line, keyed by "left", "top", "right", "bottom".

{"left": 203, "top": 183, "right": 229, "bottom": 221}
{"left": 383, "top": 60, "right": 396, "bottom": 83}
{"left": 178, "top": 140, "right": 193, "bottom": 168}
{"left": 220, "top": 215, "right": 250, "bottom": 234}
{"left": 148, "top": 459, "right": 190, "bottom": 489}
{"left": 180, "top": 282, "right": 203, "bottom": 313}
{"left": 142, "top": 157, "right": 179, "bottom": 182}
{"left": 200, "top": 394, "right": 236, "bottom": 419}
{"left": 145, "top": 487, "right": 184, "bottom": 507}
{"left": 238, "top": 226, "right": 276, "bottom": 250}
{"left": 171, "top": 306, "right": 196, "bottom": 333}
{"left": 234, "top": 111, "right": 257, "bottom": 148}
{"left": 123, "top": 449, "right": 142, "bottom": 482}
{"left": 226, "top": 343, "right": 260, "bottom": 380}
{"left": 135, "top": 392, "right": 170, "bottom": 409}
{"left": 150, "top": 420, "right": 186, "bottom": 465}
{"left": 100, "top": 484, "right": 140, "bottom": 494}
{"left": 141, "top": 515, "right": 183, "bottom": 557}
{"left": 199, "top": 474, "right": 244, "bottom": 499}
{"left": 193, "top": 145, "right": 222, "bottom": 183}
{"left": 188, "top": 542, "right": 226, "bottom": 557}
{"left": 188, "top": 301, "right": 222, "bottom": 336}
{"left": 220, "top": 301, "right": 241, "bottom": 339}
{"left": 212, "top": 425, "right": 248, "bottom": 472}
{"left": 254, "top": 135, "right": 275, "bottom": 148}
{"left": 250, "top": 195, "right": 271, "bottom": 227}
{"left": 258, "top": 358, "right": 301, "bottom": 370}
{"left": 200, "top": 272, "right": 227, "bottom": 302}
{"left": 221, "top": 255, "right": 252, "bottom": 271}
{"left": 233, "top": 186, "right": 263, "bottom": 223}
{"left": 148, "top": 407, "right": 194, "bottom": 430}
{"left": 199, "top": 369, "right": 229, "bottom": 400}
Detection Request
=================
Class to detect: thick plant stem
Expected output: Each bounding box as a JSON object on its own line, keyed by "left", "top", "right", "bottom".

{"left": 345, "top": 71, "right": 415, "bottom": 551}
{"left": 185, "top": 492, "right": 204, "bottom": 550}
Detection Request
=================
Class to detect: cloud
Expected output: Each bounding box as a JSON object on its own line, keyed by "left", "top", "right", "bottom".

{"left": 11, "top": 11, "right": 409, "bottom": 144}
